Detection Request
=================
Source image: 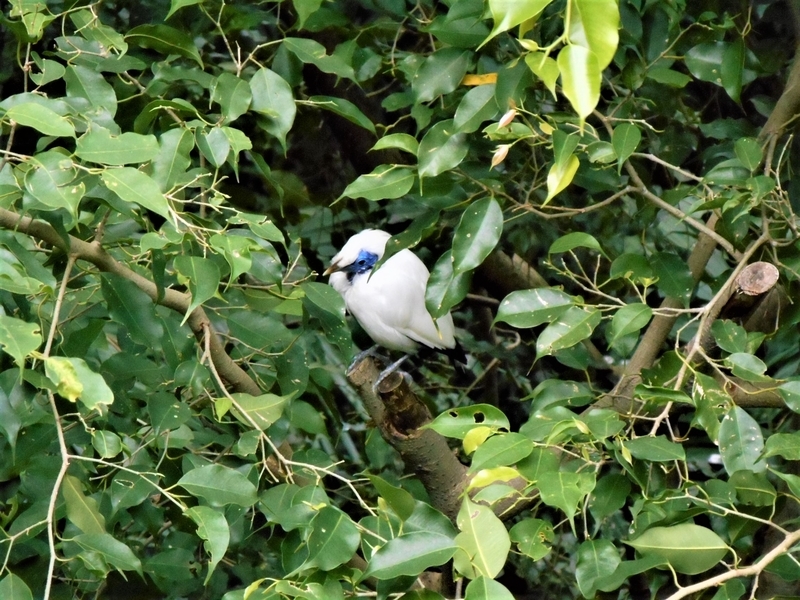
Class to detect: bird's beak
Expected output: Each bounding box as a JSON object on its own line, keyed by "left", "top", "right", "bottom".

{"left": 323, "top": 260, "right": 341, "bottom": 276}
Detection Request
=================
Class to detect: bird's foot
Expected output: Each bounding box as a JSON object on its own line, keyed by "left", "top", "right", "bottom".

{"left": 371, "top": 355, "right": 409, "bottom": 394}
{"left": 346, "top": 345, "right": 387, "bottom": 375}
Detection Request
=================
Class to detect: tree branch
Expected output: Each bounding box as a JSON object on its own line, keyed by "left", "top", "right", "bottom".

{"left": 0, "top": 207, "right": 261, "bottom": 396}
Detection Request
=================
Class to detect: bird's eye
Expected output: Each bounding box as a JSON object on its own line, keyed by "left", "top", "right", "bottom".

{"left": 357, "top": 259, "right": 366, "bottom": 266}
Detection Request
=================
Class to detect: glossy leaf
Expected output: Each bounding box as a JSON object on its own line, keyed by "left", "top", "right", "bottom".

{"left": 101, "top": 168, "right": 171, "bottom": 220}
{"left": 612, "top": 123, "right": 641, "bottom": 171}
{"left": 454, "top": 497, "right": 510, "bottom": 579}
{"left": 101, "top": 273, "right": 164, "bottom": 347}
{"left": 627, "top": 524, "right": 727, "bottom": 575}
{"left": 719, "top": 406, "right": 766, "bottom": 475}
{"left": 724, "top": 352, "right": 770, "bottom": 383}
{"left": 229, "top": 392, "right": 288, "bottom": 430}
{"left": 45, "top": 356, "right": 114, "bottom": 410}
{"left": 24, "top": 151, "right": 84, "bottom": 217}
{"left": 536, "top": 306, "right": 601, "bottom": 359}
{"left": 249, "top": 67, "right": 296, "bottom": 151}
{"left": 544, "top": 153, "right": 579, "bottom": 204}
{"left": 340, "top": 165, "right": 415, "bottom": 201}
{"left": 91, "top": 430, "right": 123, "bottom": 458}
{"left": 549, "top": 232, "right": 605, "bottom": 255}
{"left": 364, "top": 532, "right": 457, "bottom": 580}
{"left": 413, "top": 48, "right": 471, "bottom": 103}
{"left": 452, "top": 197, "right": 503, "bottom": 274}
{"left": 305, "top": 506, "right": 360, "bottom": 571}
{"left": 371, "top": 133, "right": 419, "bottom": 155}
{"left": 464, "top": 577, "right": 514, "bottom": 600}
{"left": 125, "top": 24, "right": 203, "bottom": 66}
{"left": 283, "top": 38, "right": 355, "bottom": 81}
{"left": 0, "top": 315, "right": 41, "bottom": 368}
{"left": 454, "top": 84, "right": 499, "bottom": 133}
{"left": 178, "top": 464, "right": 258, "bottom": 507}
{"left": 173, "top": 256, "right": 221, "bottom": 321}
{"left": 588, "top": 474, "right": 631, "bottom": 521}
{"left": 650, "top": 252, "right": 695, "bottom": 302}
{"left": 576, "top": 539, "right": 621, "bottom": 598}
{"left": 764, "top": 432, "right": 800, "bottom": 460}
{"left": 525, "top": 52, "right": 559, "bottom": 98}
{"left": 418, "top": 120, "right": 468, "bottom": 178}
{"left": 568, "top": 0, "right": 620, "bottom": 69}
{"left": 76, "top": 126, "right": 159, "bottom": 166}
{"left": 509, "top": 518, "right": 554, "bottom": 560}
{"left": 734, "top": 137, "right": 762, "bottom": 171}
{"left": 425, "top": 404, "right": 510, "bottom": 439}
{"left": 608, "top": 303, "right": 652, "bottom": 346}
{"left": 63, "top": 475, "right": 106, "bottom": 535}
{"left": 211, "top": 72, "right": 252, "bottom": 123}
{"left": 469, "top": 432, "right": 533, "bottom": 473}
{"left": 483, "top": 0, "right": 552, "bottom": 45}
{"left": 186, "top": 506, "right": 230, "bottom": 584}
{"left": 74, "top": 533, "right": 143, "bottom": 576}
{"left": 622, "top": 436, "right": 685, "bottom": 462}
{"left": 557, "top": 44, "right": 601, "bottom": 124}
{"left": 308, "top": 95, "right": 375, "bottom": 134}
{"left": 0, "top": 574, "right": 33, "bottom": 600}
{"left": 494, "top": 288, "right": 574, "bottom": 328}
{"left": 778, "top": 380, "right": 800, "bottom": 412}
{"left": 538, "top": 470, "right": 595, "bottom": 521}
{"left": 425, "top": 250, "right": 471, "bottom": 319}
{"left": 5, "top": 102, "right": 74, "bottom": 137}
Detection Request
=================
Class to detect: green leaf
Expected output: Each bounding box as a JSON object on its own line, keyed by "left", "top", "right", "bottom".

{"left": 647, "top": 67, "right": 692, "bottom": 87}
{"left": 210, "top": 234, "right": 254, "bottom": 282}
{"left": 576, "top": 539, "right": 621, "bottom": 599}
{"left": 166, "top": 0, "right": 203, "bottom": 19}
{"left": 412, "top": 48, "right": 471, "bottom": 103}
{"left": 544, "top": 153, "right": 579, "bottom": 204}
{"left": 464, "top": 577, "right": 515, "bottom": 600}
{"left": 568, "top": 0, "right": 619, "bottom": 69}
{"left": 24, "top": 150, "right": 85, "bottom": 218}
{"left": 101, "top": 273, "right": 164, "bottom": 347}
{"left": 91, "top": 430, "right": 123, "bottom": 458}
{"left": 650, "top": 252, "right": 694, "bottom": 302}
{"left": 150, "top": 127, "right": 194, "bottom": 191}
{"left": 0, "top": 315, "right": 41, "bottom": 368}
{"left": 494, "top": 288, "right": 574, "bottom": 328}
{"left": 74, "top": 533, "right": 143, "bottom": 576}
{"left": 418, "top": 119, "right": 468, "bottom": 178}
{"left": 340, "top": 165, "right": 415, "bottom": 201}
{"left": 178, "top": 464, "right": 258, "bottom": 507}
{"left": 425, "top": 250, "right": 471, "bottom": 319}
{"left": 101, "top": 168, "right": 171, "bottom": 220}
{"left": 536, "top": 306, "right": 601, "bottom": 359}
{"left": 292, "top": 0, "right": 323, "bottom": 28}
{"left": 452, "top": 197, "right": 503, "bottom": 274}
{"left": 608, "top": 303, "right": 652, "bottom": 347}
{"left": 371, "top": 133, "right": 419, "bottom": 155}
{"left": 76, "top": 126, "right": 159, "bottom": 165}
{"left": 425, "top": 404, "right": 510, "bottom": 439}
{"left": 368, "top": 475, "right": 415, "bottom": 521}
{"left": 5, "top": 102, "right": 74, "bottom": 137}
{"left": 711, "top": 320, "right": 749, "bottom": 354}
{"left": 307, "top": 95, "right": 375, "bottom": 134}
{"left": 537, "top": 470, "right": 595, "bottom": 522}
{"left": 778, "top": 380, "right": 800, "bottom": 413}
{"left": 187, "top": 506, "right": 230, "bottom": 584}
{"left": 249, "top": 67, "right": 296, "bottom": 151}
{"left": 483, "top": 0, "right": 553, "bottom": 45}
{"left": 173, "top": 256, "right": 221, "bottom": 322}
{"left": 469, "top": 432, "right": 533, "bottom": 472}
{"left": 229, "top": 392, "right": 288, "bottom": 430}
{"left": 622, "top": 436, "right": 685, "bottom": 462}
{"left": 549, "top": 232, "right": 605, "bottom": 255}
{"left": 730, "top": 470, "right": 775, "bottom": 506}
{"left": 627, "top": 524, "right": 728, "bottom": 575}
{"left": 509, "top": 518, "right": 554, "bottom": 560}
{"left": 588, "top": 474, "right": 631, "bottom": 521}
{"left": 304, "top": 506, "right": 360, "bottom": 571}
{"left": 611, "top": 123, "right": 641, "bottom": 172}
{"left": 724, "top": 352, "right": 770, "bottom": 383}
{"left": 125, "top": 24, "right": 203, "bottom": 66}
{"left": 719, "top": 406, "right": 766, "bottom": 475}
{"left": 283, "top": 38, "right": 355, "bottom": 81}
{"left": 364, "top": 531, "right": 457, "bottom": 580}
{"left": 525, "top": 52, "right": 559, "bottom": 98}
{"left": 210, "top": 72, "right": 252, "bottom": 123}
{"left": 453, "top": 497, "right": 510, "bottom": 579}
{"left": 734, "top": 137, "right": 762, "bottom": 172}
{"left": 0, "top": 573, "right": 33, "bottom": 600}
{"left": 764, "top": 432, "right": 800, "bottom": 460}
{"left": 557, "top": 44, "right": 601, "bottom": 124}
{"left": 64, "top": 65, "right": 117, "bottom": 114}
{"left": 45, "top": 356, "right": 114, "bottom": 410}
{"left": 454, "top": 84, "right": 499, "bottom": 133}
{"left": 63, "top": 475, "right": 106, "bottom": 535}
{"left": 196, "top": 126, "right": 230, "bottom": 167}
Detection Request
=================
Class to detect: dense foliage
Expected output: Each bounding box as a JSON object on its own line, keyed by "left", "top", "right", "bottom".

{"left": 2, "top": 0, "right": 800, "bottom": 598}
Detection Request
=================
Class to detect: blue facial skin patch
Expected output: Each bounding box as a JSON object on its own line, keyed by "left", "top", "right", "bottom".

{"left": 344, "top": 250, "right": 379, "bottom": 282}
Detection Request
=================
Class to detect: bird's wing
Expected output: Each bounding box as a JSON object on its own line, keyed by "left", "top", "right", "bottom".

{"left": 365, "top": 250, "right": 456, "bottom": 350}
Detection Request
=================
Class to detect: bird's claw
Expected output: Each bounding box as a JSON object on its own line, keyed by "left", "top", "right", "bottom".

{"left": 371, "top": 355, "right": 409, "bottom": 394}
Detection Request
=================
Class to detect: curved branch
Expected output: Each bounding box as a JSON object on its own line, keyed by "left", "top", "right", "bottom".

{"left": 0, "top": 207, "right": 261, "bottom": 396}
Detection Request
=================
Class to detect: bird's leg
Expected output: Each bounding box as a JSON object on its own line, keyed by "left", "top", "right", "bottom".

{"left": 372, "top": 355, "right": 409, "bottom": 394}
{"left": 346, "top": 345, "right": 388, "bottom": 375}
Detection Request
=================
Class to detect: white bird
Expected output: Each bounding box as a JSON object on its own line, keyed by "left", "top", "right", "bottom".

{"left": 324, "top": 229, "right": 465, "bottom": 366}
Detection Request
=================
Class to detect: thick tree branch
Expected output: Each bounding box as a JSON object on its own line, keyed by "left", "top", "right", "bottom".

{"left": 346, "top": 356, "right": 467, "bottom": 522}
{"left": 0, "top": 207, "right": 261, "bottom": 396}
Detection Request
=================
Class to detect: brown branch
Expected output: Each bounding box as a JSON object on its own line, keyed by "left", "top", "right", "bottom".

{"left": 346, "top": 356, "right": 467, "bottom": 522}
{"left": 760, "top": 49, "right": 800, "bottom": 144}
{"left": 0, "top": 207, "right": 261, "bottom": 396}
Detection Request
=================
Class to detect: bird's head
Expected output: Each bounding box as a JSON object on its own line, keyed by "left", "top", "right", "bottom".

{"left": 323, "top": 229, "right": 391, "bottom": 280}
